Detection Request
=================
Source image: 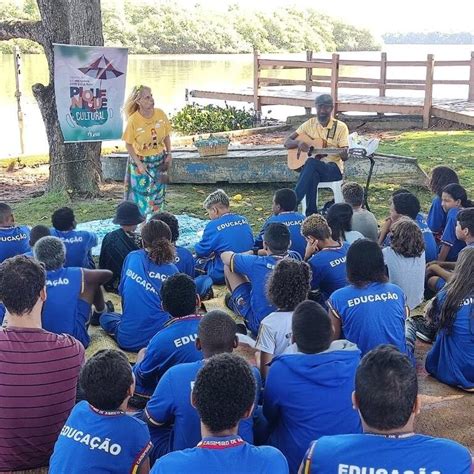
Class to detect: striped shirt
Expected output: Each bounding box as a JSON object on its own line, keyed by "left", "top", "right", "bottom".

{"left": 0, "top": 327, "right": 84, "bottom": 471}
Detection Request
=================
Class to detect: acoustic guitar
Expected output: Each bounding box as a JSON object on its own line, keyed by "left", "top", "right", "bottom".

{"left": 287, "top": 132, "right": 345, "bottom": 170}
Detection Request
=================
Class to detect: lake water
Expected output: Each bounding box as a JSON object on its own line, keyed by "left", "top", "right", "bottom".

{"left": 0, "top": 44, "right": 472, "bottom": 157}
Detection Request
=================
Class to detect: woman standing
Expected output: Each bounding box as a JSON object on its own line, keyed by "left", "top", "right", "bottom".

{"left": 122, "top": 85, "right": 172, "bottom": 217}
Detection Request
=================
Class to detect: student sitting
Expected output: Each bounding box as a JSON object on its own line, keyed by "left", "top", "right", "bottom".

{"left": 382, "top": 217, "right": 425, "bottom": 310}
{"left": 222, "top": 223, "right": 299, "bottom": 336}
{"left": 409, "top": 248, "right": 474, "bottom": 390}
{"left": 23, "top": 224, "right": 50, "bottom": 256}
{"left": 132, "top": 273, "right": 202, "bottom": 403}
{"left": 328, "top": 239, "right": 408, "bottom": 357}
{"left": 33, "top": 236, "right": 112, "bottom": 348}
{"left": 100, "top": 220, "right": 179, "bottom": 352}
{"left": 254, "top": 188, "right": 306, "bottom": 258}
{"left": 263, "top": 300, "right": 361, "bottom": 474}
{"left": 342, "top": 182, "right": 378, "bottom": 241}
{"left": 438, "top": 183, "right": 472, "bottom": 262}
{"left": 300, "top": 345, "right": 472, "bottom": 473}
{"left": 50, "top": 206, "right": 97, "bottom": 268}
{"left": 381, "top": 191, "right": 437, "bottom": 262}
{"left": 0, "top": 202, "right": 30, "bottom": 263}
{"left": 301, "top": 214, "right": 349, "bottom": 301}
{"left": 151, "top": 211, "right": 213, "bottom": 299}
{"left": 151, "top": 353, "right": 288, "bottom": 474}
{"left": 194, "top": 189, "right": 254, "bottom": 284}
{"left": 256, "top": 259, "right": 311, "bottom": 378}
{"left": 426, "top": 207, "right": 474, "bottom": 292}
{"left": 145, "top": 311, "right": 260, "bottom": 460}
{"left": 99, "top": 201, "right": 144, "bottom": 293}
{"left": 49, "top": 350, "right": 152, "bottom": 473}
{"left": 0, "top": 256, "right": 84, "bottom": 472}
{"left": 326, "top": 203, "right": 364, "bottom": 245}
{"left": 427, "top": 165, "right": 459, "bottom": 238}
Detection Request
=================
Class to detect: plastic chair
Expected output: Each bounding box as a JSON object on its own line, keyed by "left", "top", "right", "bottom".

{"left": 301, "top": 180, "right": 344, "bottom": 215}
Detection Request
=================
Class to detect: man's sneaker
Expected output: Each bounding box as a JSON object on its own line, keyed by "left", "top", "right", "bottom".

{"left": 90, "top": 300, "right": 115, "bottom": 327}
{"left": 412, "top": 316, "right": 437, "bottom": 344}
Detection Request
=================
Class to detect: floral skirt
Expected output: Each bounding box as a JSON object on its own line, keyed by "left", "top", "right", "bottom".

{"left": 124, "top": 152, "right": 166, "bottom": 217}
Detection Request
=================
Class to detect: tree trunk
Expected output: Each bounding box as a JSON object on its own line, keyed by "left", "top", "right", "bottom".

{"left": 0, "top": 0, "right": 105, "bottom": 195}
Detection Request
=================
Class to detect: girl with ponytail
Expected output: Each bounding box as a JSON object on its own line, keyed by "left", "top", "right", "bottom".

{"left": 100, "top": 219, "right": 178, "bottom": 352}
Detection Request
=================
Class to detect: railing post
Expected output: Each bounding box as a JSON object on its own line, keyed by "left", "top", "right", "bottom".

{"left": 378, "top": 52, "right": 387, "bottom": 117}
{"left": 468, "top": 51, "right": 474, "bottom": 102}
{"left": 253, "top": 49, "right": 261, "bottom": 121}
{"left": 331, "top": 53, "right": 340, "bottom": 115}
{"left": 305, "top": 50, "right": 313, "bottom": 115}
{"left": 423, "top": 54, "right": 434, "bottom": 129}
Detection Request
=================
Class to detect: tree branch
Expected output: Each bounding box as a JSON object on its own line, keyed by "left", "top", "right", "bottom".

{"left": 0, "top": 20, "right": 44, "bottom": 44}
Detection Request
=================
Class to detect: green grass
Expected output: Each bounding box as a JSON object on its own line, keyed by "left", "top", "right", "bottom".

{"left": 7, "top": 130, "right": 474, "bottom": 228}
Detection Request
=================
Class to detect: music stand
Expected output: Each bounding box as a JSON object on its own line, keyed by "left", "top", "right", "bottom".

{"left": 348, "top": 148, "right": 376, "bottom": 212}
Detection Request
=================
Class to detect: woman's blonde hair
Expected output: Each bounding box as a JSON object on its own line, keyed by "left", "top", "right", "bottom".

{"left": 390, "top": 217, "right": 424, "bottom": 258}
{"left": 123, "top": 85, "right": 150, "bottom": 118}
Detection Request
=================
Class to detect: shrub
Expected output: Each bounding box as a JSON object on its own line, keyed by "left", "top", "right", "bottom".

{"left": 171, "top": 103, "right": 257, "bottom": 135}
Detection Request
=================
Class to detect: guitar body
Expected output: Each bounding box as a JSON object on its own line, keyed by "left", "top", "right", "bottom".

{"left": 287, "top": 132, "right": 344, "bottom": 170}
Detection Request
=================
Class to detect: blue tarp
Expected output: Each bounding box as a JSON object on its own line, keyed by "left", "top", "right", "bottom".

{"left": 76, "top": 215, "right": 208, "bottom": 256}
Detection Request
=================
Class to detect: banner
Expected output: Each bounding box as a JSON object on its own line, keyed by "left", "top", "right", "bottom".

{"left": 53, "top": 44, "right": 128, "bottom": 143}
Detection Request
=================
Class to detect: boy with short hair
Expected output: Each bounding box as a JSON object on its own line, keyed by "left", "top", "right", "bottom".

{"left": 23, "top": 224, "right": 50, "bottom": 256}
{"left": 132, "top": 273, "right": 203, "bottom": 404}
{"left": 222, "top": 222, "right": 300, "bottom": 335}
{"left": 151, "top": 353, "right": 288, "bottom": 473}
{"left": 34, "top": 236, "right": 112, "bottom": 348}
{"left": 0, "top": 202, "right": 30, "bottom": 263}
{"left": 301, "top": 214, "right": 349, "bottom": 301}
{"left": 194, "top": 189, "right": 254, "bottom": 284}
{"left": 145, "top": 310, "right": 260, "bottom": 460}
{"left": 300, "top": 345, "right": 472, "bottom": 473}
{"left": 342, "top": 182, "right": 378, "bottom": 241}
{"left": 49, "top": 350, "right": 152, "bottom": 474}
{"left": 254, "top": 188, "right": 306, "bottom": 258}
{"left": 263, "top": 300, "right": 361, "bottom": 473}
{"left": 51, "top": 206, "right": 97, "bottom": 268}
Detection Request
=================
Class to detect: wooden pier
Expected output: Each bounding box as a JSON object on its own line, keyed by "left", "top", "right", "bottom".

{"left": 188, "top": 51, "right": 474, "bottom": 128}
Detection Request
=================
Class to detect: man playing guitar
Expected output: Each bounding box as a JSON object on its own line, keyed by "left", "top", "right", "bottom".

{"left": 284, "top": 94, "right": 349, "bottom": 216}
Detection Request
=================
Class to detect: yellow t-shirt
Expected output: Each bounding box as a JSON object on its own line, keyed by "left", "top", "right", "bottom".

{"left": 122, "top": 108, "right": 171, "bottom": 157}
{"left": 295, "top": 117, "right": 349, "bottom": 173}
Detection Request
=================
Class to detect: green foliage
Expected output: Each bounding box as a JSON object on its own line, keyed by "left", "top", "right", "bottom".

{"left": 171, "top": 103, "right": 256, "bottom": 135}
{"left": 0, "top": 0, "right": 380, "bottom": 54}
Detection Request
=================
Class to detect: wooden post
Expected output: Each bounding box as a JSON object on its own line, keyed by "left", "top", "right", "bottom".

{"left": 305, "top": 50, "right": 313, "bottom": 116}
{"left": 253, "top": 49, "right": 261, "bottom": 122}
{"left": 378, "top": 52, "right": 387, "bottom": 117}
{"left": 330, "top": 53, "right": 340, "bottom": 115}
{"left": 468, "top": 51, "right": 474, "bottom": 102}
{"left": 423, "top": 54, "right": 434, "bottom": 129}
{"left": 13, "top": 46, "right": 25, "bottom": 155}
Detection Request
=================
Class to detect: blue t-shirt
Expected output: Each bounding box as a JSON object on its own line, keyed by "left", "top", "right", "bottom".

{"left": 49, "top": 400, "right": 152, "bottom": 474}
{"left": 426, "top": 292, "right": 474, "bottom": 389}
{"left": 50, "top": 228, "right": 97, "bottom": 268}
{"left": 232, "top": 252, "right": 300, "bottom": 332}
{"left": 328, "top": 282, "right": 408, "bottom": 356}
{"left": 151, "top": 435, "right": 289, "bottom": 474}
{"left": 145, "top": 360, "right": 260, "bottom": 451}
{"left": 440, "top": 207, "right": 466, "bottom": 262}
{"left": 194, "top": 213, "right": 254, "bottom": 282}
{"left": 255, "top": 212, "right": 306, "bottom": 258}
{"left": 118, "top": 249, "right": 179, "bottom": 352}
{"left": 175, "top": 245, "right": 195, "bottom": 277}
{"left": 263, "top": 347, "right": 362, "bottom": 474}
{"left": 415, "top": 214, "right": 438, "bottom": 262}
{"left": 308, "top": 243, "right": 349, "bottom": 300}
{"left": 133, "top": 315, "right": 203, "bottom": 397}
{"left": 0, "top": 225, "right": 30, "bottom": 263}
{"left": 302, "top": 433, "right": 472, "bottom": 474}
{"left": 427, "top": 195, "right": 447, "bottom": 234}
{"left": 42, "top": 267, "right": 91, "bottom": 348}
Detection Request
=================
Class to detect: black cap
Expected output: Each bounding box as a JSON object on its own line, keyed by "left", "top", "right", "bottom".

{"left": 315, "top": 94, "right": 334, "bottom": 106}
{"left": 112, "top": 201, "right": 145, "bottom": 226}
